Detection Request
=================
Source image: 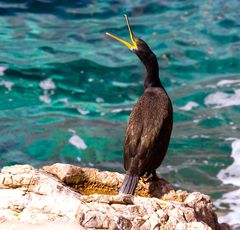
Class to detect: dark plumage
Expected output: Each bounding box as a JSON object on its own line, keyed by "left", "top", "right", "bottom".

{"left": 106, "top": 15, "right": 173, "bottom": 195}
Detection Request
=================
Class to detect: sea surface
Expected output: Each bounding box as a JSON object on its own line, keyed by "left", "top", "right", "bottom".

{"left": 0, "top": 0, "right": 239, "bottom": 227}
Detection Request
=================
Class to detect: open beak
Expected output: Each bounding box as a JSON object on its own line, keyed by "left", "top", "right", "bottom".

{"left": 106, "top": 15, "right": 137, "bottom": 50}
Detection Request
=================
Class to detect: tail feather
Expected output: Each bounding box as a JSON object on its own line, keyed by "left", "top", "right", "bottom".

{"left": 119, "top": 174, "right": 139, "bottom": 195}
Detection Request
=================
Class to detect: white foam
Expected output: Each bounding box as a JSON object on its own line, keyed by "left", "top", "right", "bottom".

{"left": 217, "top": 79, "right": 240, "bottom": 87}
{"left": 193, "top": 119, "right": 200, "bottom": 123}
{"left": 215, "top": 139, "right": 240, "bottom": 225}
{"left": 69, "top": 135, "right": 87, "bottom": 150}
{"left": 68, "top": 129, "right": 76, "bottom": 134}
{"left": 88, "top": 162, "right": 94, "bottom": 167}
{"left": 0, "top": 80, "right": 14, "bottom": 91}
{"left": 111, "top": 108, "right": 132, "bottom": 113}
{"left": 191, "top": 134, "right": 209, "bottom": 139}
{"left": 218, "top": 139, "right": 240, "bottom": 186}
{"left": 39, "top": 78, "right": 56, "bottom": 90}
{"left": 39, "top": 95, "right": 51, "bottom": 104}
{"left": 0, "top": 66, "right": 7, "bottom": 76}
{"left": 58, "top": 98, "right": 68, "bottom": 103}
{"left": 215, "top": 188, "right": 240, "bottom": 225}
{"left": 204, "top": 89, "right": 240, "bottom": 108}
{"left": 179, "top": 101, "right": 199, "bottom": 111}
{"left": 96, "top": 97, "right": 104, "bottom": 103}
{"left": 225, "top": 137, "right": 238, "bottom": 141}
{"left": 88, "top": 78, "right": 94, "bottom": 82}
{"left": 39, "top": 78, "right": 56, "bottom": 104}
{"left": 112, "top": 81, "right": 138, "bottom": 88}
{"left": 77, "top": 108, "right": 90, "bottom": 115}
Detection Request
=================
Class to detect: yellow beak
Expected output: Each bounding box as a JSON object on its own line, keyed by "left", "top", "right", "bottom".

{"left": 106, "top": 15, "right": 137, "bottom": 50}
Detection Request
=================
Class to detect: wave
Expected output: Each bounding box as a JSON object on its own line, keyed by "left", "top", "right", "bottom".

{"left": 205, "top": 90, "right": 240, "bottom": 108}
{"left": 215, "top": 139, "right": 240, "bottom": 226}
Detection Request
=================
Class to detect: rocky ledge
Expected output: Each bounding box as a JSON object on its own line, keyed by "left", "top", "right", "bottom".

{"left": 0, "top": 163, "right": 229, "bottom": 230}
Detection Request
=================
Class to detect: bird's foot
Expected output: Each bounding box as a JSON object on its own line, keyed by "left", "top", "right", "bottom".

{"left": 141, "top": 176, "right": 149, "bottom": 183}
{"left": 150, "top": 171, "right": 161, "bottom": 181}
{"left": 141, "top": 171, "right": 161, "bottom": 183}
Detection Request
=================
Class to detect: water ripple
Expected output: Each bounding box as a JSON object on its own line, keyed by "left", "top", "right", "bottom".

{"left": 0, "top": 0, "right": 240, "bottom": 226}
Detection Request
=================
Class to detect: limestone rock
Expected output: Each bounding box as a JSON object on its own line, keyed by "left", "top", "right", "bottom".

{"left": 0, "top": 164, "right": 230, "bottom": 230}
{"left": 43, "top": 163, "right": 175, "bottom": 199}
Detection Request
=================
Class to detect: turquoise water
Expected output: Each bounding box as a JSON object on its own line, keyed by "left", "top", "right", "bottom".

{"left": 0, "top": 0, "right": 240, "bottom": 226}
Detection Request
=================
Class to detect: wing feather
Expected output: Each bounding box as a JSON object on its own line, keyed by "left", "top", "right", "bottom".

{"left": 124, "top": 90, "right": 170, "bottom": 174}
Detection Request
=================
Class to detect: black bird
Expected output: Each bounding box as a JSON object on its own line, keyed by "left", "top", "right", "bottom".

{"left": 106, "top": 15, "right": 173, "bottom": 195}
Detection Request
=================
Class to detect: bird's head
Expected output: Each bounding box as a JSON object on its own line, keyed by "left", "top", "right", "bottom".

{"left": 106, "top": 15, "right": 155, "bottom": 64}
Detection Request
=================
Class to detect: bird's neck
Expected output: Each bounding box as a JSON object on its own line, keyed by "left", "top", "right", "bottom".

{"left": 142, "top": 53, "right": 162, "bottom": 89}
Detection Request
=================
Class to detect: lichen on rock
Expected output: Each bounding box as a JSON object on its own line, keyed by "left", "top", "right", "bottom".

{"left": 0, "top": 163, "right": 230, "bottom": 229}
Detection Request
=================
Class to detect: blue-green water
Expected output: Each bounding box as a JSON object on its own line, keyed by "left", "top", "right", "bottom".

{"left": 0, "top": 0, "right": 240, "bottom": 226}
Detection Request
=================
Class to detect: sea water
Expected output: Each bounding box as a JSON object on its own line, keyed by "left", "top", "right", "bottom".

{"left": 0, "top": 0, "right": 239, "bottom": 227}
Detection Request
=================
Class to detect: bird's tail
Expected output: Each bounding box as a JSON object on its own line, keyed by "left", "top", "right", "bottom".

{"left": 119, "top": 174, "right": 139, "bottom": 195}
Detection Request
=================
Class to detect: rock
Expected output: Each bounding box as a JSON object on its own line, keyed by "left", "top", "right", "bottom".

{"left": 43, "top": 163, "right": 175, "bottom": 199}
{"left": 0, "top": 163, "right": 230, "bottom": 230}
{"left": 0, "top": 221, "right": 85, "bottom": 230}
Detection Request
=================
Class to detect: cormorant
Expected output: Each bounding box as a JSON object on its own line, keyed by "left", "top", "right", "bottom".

{"left": 106, "top": 15, "right": 173, "bottom": 195}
